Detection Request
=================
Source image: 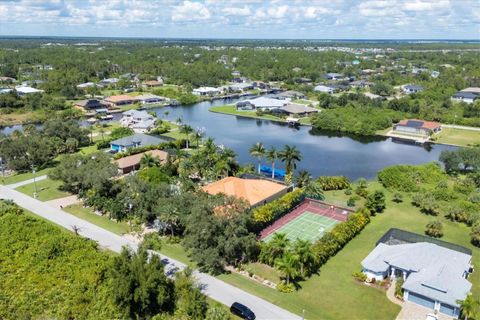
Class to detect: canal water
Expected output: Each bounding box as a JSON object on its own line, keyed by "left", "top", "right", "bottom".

{"left": 0, "top": 97, "right": 456, "bottom": 180}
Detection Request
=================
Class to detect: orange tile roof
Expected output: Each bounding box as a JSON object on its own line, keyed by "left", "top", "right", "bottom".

{"left": 114, "top": 149, "right": 168, "bottom": 169}
{"left": 104, "top": 95, "right": 138, "bottom": 103}
{"left": 397, "top": 119, "right": 441, "bottom": 130}
{"left": 202, "top": 177, "right": 287, "bottom": 206}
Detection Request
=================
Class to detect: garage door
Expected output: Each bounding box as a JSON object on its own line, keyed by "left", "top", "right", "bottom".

{"left": 408, "top": 292, "right": 436, "bottom": 310}
{"left": 439, "top": 303, "right": 455, "bottom": 317}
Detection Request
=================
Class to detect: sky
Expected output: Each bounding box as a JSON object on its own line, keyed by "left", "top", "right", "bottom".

{"left": 0, "top": 0, "right": 479, "bottom": 39}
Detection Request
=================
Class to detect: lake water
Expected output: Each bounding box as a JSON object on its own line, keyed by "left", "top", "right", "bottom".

{"left": 0, "top": 97, "right": 456, "bottom": 180}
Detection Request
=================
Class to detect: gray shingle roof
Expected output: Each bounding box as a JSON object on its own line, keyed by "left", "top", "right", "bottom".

{"left": 110, "top": 133, "right": 169, "bottom": 148}
{"left": 362, "top": 242, "right": 472, "bottom": 306}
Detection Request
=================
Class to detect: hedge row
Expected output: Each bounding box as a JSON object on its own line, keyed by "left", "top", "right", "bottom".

{"left": 252, "top": 189, "right": 305, "bottom": 228}
{"left": 312, "top": 208, "right": 371, "bottom": 267}
{"left": 316, "top": 176, "right": 350, "bottom": 191}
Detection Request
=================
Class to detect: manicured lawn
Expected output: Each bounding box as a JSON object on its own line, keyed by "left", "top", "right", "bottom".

{"left": 0, "top": 167, "right": 51, "bottom": 185}
{"left": 244, "top": 262, "right": 281, "bottom": 283}
{"left": 63, "top": 204, "right": 130, "bottom": 235}
{"left": 159, "top": 240, "right": 196, "bottom": 268}
{"left": 433, "top": 127, "right": 480, "bottom": 146}
{"left": 15, "top": 178, "right": 70, "bottom": 201}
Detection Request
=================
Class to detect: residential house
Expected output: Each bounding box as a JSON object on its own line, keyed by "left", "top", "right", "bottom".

{"left": 229, "top": 82, "right": 254, "bottom": 92}
{"left": 77, "top": 82, "right": 95, "bottom": 89}
{"left": 361, "top": 229, "right": 472, "bottom": 318}
{"left": 99, "top": 78, "right": 119, "bottom": 87}
{"left": 192, "top": 87, "right": 221, "bottom": 96}
{"left": 394, "top": 119, "right": 441, "bottom": 136}
{"left": 136, "top": 93, "right": 166, "bottom": 105}
{"left": 120, "top": 110, "right": 156, "bottom": 133}
{"left": 110, "top": 133, "right": 171, "bottom": 152}
{"left": 403, "top": 84, "right": 424, "bottom": 94}
{"left": 294, "top": 77, "right": 313, "bottom": 84}
{"left": 314, "top": 85, "right": 335, "bottom": 94}
{"left": 103, "top": 95, "right": 139, "bottom": 107}
{"left": 143, "top": 79, "right": 163, "bottom": 88}
{"left": 74, "top": 99, "right": 105, "bottom": 112}
{"left": 0, "top": 88, "right": 13, "bottom": 94}
{"left": 272, "top": 104, "right": 319, "bottom": 117}
{"left": 114, "top": 149, "right": 169, "bottom": 174}
{"left": 0, "top": 76, "right": 16, "bottom": 83}
{"left": 236, "top": 97, "right": 286, "bottom": 111}
{"left": 351, "top": 80, "right": 374, "bottom": 89}
{"left": 323, "top": 73, "right": 344, "bottom": 80}
{"left": 201, "top": 176, "right": 288, "bottom": 207}
{"left": 15, "top": 86, "right": 44, "bottom": 96}
{"left": 452, "top": 91, "right": 479, "bottom": 104}
{"left": 275, "top": 90, "right": 306, "bottom": 100}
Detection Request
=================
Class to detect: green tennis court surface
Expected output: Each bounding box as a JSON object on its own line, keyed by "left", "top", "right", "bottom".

{"left": 262, "top": 211, "right": 340, "bottom": 243}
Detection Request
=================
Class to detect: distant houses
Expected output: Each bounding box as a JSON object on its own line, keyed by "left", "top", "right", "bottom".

{"left": 393, "top": 119, "right": 441, "bottom": 136}
{"left": 272, "top": 103, "right": 319, "bottom": 117}
{"left": 402, "top": 84, "right": 424, "bottom": 94}
{"left": 323, "top": 73, "right": 344, "bottom": 81}
{"left": 314, "top": 85, "right": 335, "bottom": 94}
{"left": 451, "top": 87, "right": 480, "bottom": 104}
{"left": 15, "top": 86, "right": 44, "bottom": 96}
{"left": 136, "top": 93, "right": 166, "bottom": 105}
{"left": 236, "top": 97, "right": 286, "bottom": 111}
{"left": 103, "top": 95, "right": 139, "bottom": 107}
{"left": 74, "top": 99, "right": 105, "bottom": 112}
{"left": 142, "top": 79, "right": 163, "bottom": 88}
{"left": 120, "top": 110, "right": 156, "bottom": 133}
{"left": 192, "top": 87, "right": 221, "bottom": 96}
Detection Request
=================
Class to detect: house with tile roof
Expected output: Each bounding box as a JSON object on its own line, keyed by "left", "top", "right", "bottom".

{"left": 394, "top": 119, "right": 441, "bottom": 136}
{"left": 201, "top": 176, "right": 288, "bottom": 207}
{"left": 114, "top": 149, "right": 169, "bottom": 174}
{"left": 362, "top": 239, "right": 472, "bottom": 318}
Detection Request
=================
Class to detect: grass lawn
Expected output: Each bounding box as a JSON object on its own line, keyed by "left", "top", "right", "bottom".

{"left": 63, "top": 204, "right": 130, "bottom": 235}
{"left": 433, "top": 127, "right": 480, "bottom": 146}
{"left": 159, "top": 240, "right": 196, "bottom": 268}
{"left": 244, "top": 262, "right": 281, "bottom": 284}
{"left": 15, "top": 178, "right": 70, "bottom": 201}
{"left": 0, "top": 167, "right": 51, "bottom": 185}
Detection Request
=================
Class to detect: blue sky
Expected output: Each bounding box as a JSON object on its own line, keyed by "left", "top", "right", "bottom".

{"left": 0, "top": 0, "right": 478, "bottom": 39}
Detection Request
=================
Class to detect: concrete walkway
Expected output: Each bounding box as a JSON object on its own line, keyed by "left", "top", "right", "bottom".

{"left": 7, "top": 175, "right": 47, "bottom": 189}
{"left": 45, "top": 195, "right": 82, "bottom": 209}
{"left": 443, "top": 124, "right": 480, "bottom": 132}
{"left": 0, "top": 185, "right": 301, "bottom": 320}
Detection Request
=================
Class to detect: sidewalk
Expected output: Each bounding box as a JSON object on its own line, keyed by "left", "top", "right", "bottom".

{"left": 7, "top": 175, "right": 47, "bottom": 189}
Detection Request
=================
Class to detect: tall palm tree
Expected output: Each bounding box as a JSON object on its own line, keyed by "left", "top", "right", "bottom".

{"left": 140, "top": 154, "right": 160, "bottom": 168}
{"left": 265, "top": 146, "right": 278, "bottom": 179}
{"left": 457, "top": 294, "right": 480, "bottom": 320}
{"left": 249, "top": 142, "right": 266, "bottom": 174}
{"left": 180, "top": 124, "right": 194, "bottom": 149}
{"left": 159, "top": 207, "right": 179, "bottom": 237}
{"left": 275, "top": 252, "right": 299, "bottom": 285}
{"left": 295, "top": 170, "right": 312, "bottom": 188}
{"left": 292, "top": 238, "right": 316, "bottom": 277}
{"left": 194, "top": 128, "right": 205, "bottom": 148}
{"left": 279, "top": 145, "right": 302, "bottom": 185}
{"left": 269, "top": 233, "right": 290, "bottom": 263}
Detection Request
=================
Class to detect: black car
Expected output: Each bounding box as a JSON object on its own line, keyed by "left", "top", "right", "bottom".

{"left": 230, "top": 302, "right": 256, "bottom": 320}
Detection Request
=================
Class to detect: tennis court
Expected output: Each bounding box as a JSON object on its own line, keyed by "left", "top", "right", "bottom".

{"left": 260, "top": 199, "right": 353, "bottom": 243}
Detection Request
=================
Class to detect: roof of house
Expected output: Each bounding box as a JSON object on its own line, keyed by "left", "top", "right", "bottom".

{"left": 277, "top": 90, "right": 305, "bottom": 98}
{"left": 75, "top": 99, "right": 103, "bottom": 108}
{"left": 314, "top": 85, "right": 335, "bottom": 92}
{"left": 104, "top": 95, "right": 138, "bottom": 103}
{"left": 110, "top": 133, "right": 168, "bottom": 148}
{"left": 453, "top": 92, "right": 479, "bottom": 99}
{"left": 404, "top": 84, "right": 424, "bottom": 91}
{"left": 114, "top": 149, "right": 168, "bottom": 169}
{"left": 123, "top": 109, "right": 154, "bottom": 119}
{"left": 136, "top": 93, "right": 164, "bottom": 101}
{"left": 144, "top": 80, "right": 163, "bottom": 85}
{"left": 238, "top": 97, "right": 286, "bottom": 108}
{"left": 461, "top": 87, "right": 480, "bottom": 94}
{"left": 362, "top": 242, "right": 472, "bottom": 306}
{"left": 276, "top": 103, "right": 319, "bottom": 114}
{"left": 202, "top": 177, "right": 287, "bottom": 206}
{"left": 15, "top": 86, "right": 44, "bottom": 94}
{"left": 397, "top": 119, "right": 441, "bottom": 130}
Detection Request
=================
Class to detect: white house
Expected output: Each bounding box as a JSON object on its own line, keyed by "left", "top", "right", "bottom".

{"left": 362, "top": 241, "right": 472, "bottom": 318}
{"left": 15, "top": 86, "right": 44, "bottom": 96}
{"left": 314, "top": 85, "right": 335, "bottom": 94}
{"left": 136, "top": 93, "right": 166, "bottom": 105}
{"left": 120, "top": 110, "right": 156, "bottom": 133}
{"left": 192, "top": 87, "right": 221, "bottom": 96}
{"left": 452, "top": 88, "right": 480, "bottom": 104}
{"left": 235, "top": 97, "right": 286, "bottom": 111}
{"left": 402, "top": 84, "right": 424, "bottom": 94}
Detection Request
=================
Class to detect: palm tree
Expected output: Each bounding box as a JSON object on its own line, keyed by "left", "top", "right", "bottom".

{"left": 295, "top": 170, "right": 312, "bottom": 188}
{"left": 249, "top": 142, "right": 266, "bottom": 174}
{"left": 180, "top": 124, "right": 194, "bottom": 149}
{"left": 279, "top": 145, "right": 302, "bottom": 185}
{"left": 140, "top": 154, "right": 160, "bottom": 168}
{"left": 458, "top": 294, "right": 480, "bottom": 320}
{"left": 269, "top": 233, "right": 290, "bottom": 263}
{"left": 194, "top": 128, "right": 205, "bottom": 148}
{"left": 275, "top": 252, "right": 299, "bottom": 285}
{"left": 265, "top": 146, "right": 278, "bottom": 179}
{"left": 292, "top": 238, "right": 316, "bottom": 277}
{"left": 159, "top": 207, "right": 179, "bottom": 237}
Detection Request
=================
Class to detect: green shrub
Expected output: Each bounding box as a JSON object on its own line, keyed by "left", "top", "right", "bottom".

{"left": 395, "top": 277, "right": 404, "bottom": 299}
{"left": 344, "top": 188, "right": 352, "bottom": 195}
{"left": 347, "top": 197, "right": 356, "bottom": 207}
{"left": 276, "top": 281, "right": 295, "bottom": 293}
{"left": 352, "top": 271, "right": 367, "bottom": 282}
{"left": 378, "top": 163, "right": 445, "bottom": 192}
{"left": 142, "top": 233, "right": 163, "bottom": 251}
{"left": 317, "top": 176, "right": 350, "bottom": 191}
{"left": 252, "top": 189, "right": 305, "bottom": 228}
{"left": 425, "top": 220, "right": 444, "bottom": 238}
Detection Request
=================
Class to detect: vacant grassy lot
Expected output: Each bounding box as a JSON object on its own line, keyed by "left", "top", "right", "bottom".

{"left": 63, "top": 204, "right": 130, "bottom": 235}
{"left": 0, "top": 167, "right": 52, "bottom": 185}
{"left": 433, "top": 127, "right": 480, "bottom": 146}
{"left": 15, "top": 178, "right": 70, "bottom": 201}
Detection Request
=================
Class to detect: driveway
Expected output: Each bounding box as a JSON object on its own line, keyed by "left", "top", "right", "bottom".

{"left": 0, "top": 184, "right": 301, "bottom": 320}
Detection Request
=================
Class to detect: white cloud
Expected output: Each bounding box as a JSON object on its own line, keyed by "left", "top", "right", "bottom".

{"left": 172, "top": 1, "right": 211, "bottom": 22}
{"left": 404, "top": 0, "right": 450, "bottom": 11}
{"left": 222, "top": 6, "right": 251, "bottom": 16}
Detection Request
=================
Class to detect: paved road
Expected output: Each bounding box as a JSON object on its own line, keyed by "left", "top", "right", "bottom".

{"left": 442, "top": 124, "right": 480, "bottom": 132}
{"left": 0, "top": 185, "right": 301, "bottom": 320}
{"left": 7, "top": 175, "right": 47, "bottom": 189}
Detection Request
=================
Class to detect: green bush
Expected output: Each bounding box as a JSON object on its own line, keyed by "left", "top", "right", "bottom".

{"left": 317, "top": 176, "right": 351, "bottom": 191}
{"left": 352, "top": 271, "right": 367, "bottom": 282}
{"left": 312, "top": 209, "right": 371, "bottom": 268}
{"left": 378, "top": 163, "right": 445, "bottom": 192}
{"left": 252, "top": 189, "right": 305, "bottom": 228}
{"left": 395, "top": 277, "right": 404, "bottom": 299}
{"left": 425, "top": 220, "right": 444, "bottom": 238}
{"left": 276, "top": 281, "right": 295, "bottom": 293}
{"left": 347, "top": 197, "right": 356, "bottom": 207}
